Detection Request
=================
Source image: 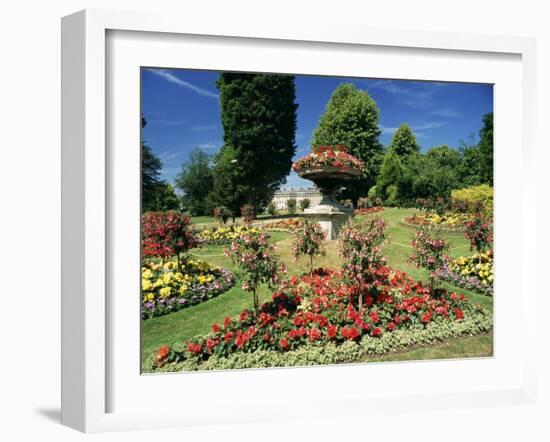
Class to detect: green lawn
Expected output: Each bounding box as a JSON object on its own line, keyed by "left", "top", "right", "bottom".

{"left": 141, "top": 207, "right": 493, "bottom": 366}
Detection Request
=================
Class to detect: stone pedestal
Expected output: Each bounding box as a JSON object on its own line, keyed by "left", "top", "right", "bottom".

{"left": 304, "top": 200, "right": 353, "bottom": 240}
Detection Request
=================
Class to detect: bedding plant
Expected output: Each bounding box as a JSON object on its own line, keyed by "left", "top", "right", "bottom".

{"left": 151, "top": 267, "right": 490, "bottom": 371}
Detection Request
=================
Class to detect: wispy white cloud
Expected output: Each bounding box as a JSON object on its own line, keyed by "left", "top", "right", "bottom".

{"left": 151, "top": 119, "right": 188, "bottom": 126}
{"left": 369, "top": 80, "right": 432, "bottom": 100}
{"left": 149, "top": 69, "right": 219, "bottom": 99}
{"left": 191, "top": 124, "right": 219, "bottom": 132}
{"left": 430, "top": 108, "right": 462, "bottom": 118}
{"left": 379, "top": 121, "right": 446, "bottom": 136}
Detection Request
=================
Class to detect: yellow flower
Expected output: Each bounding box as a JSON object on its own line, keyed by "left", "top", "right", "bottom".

{"left": 142, "top": 269, "right": 153, "bottom": 279}
{"left": 159, "top": 287, "right": 171, "bottom": 298}
{"left": 142, "top": 279, "right": 153, "bottom": 291}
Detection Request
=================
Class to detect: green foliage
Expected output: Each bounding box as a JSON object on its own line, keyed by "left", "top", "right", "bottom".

{"left": 385, "top": 185, "right": 399, "bottom": 207}
{"left": 311, "top": 83, "right": 384, "bottom": 201}
{"left": 389, "top": 123, "right": 420, "bottom": 158}
{"left": 477, "top": 113, "right": 493, "bottom": 185}
{"left": 215, "top": 73, "right": 297, "bottom": 207}
{"left": 266, "top": 202, "right": 276, "bottom": 216}
{"left": 402, "top": 146, "right": 460, "bottom": 202}
{"left": 175, "top": 148, "right": 214, "bottom": 216}
{"left": 376, "top": 152, "right": 405, "bottom": 203}
{"left": 286, "top": 198, "right": 297, "bottom": 214}
{"left": 299, "top": 198, "right": 311, "bottom": 211}
{"left": 150, "top": 311, "right": 492, "bottom": 371}
{"left": 451, "top": 184, "right": 493, "bottom": 217}
{"left": 225, "top": 231, "right": 284, "bottom": 313}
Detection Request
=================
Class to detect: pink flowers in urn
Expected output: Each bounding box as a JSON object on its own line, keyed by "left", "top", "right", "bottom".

{"left": 292, "top": 145, "right": 364, "bottom": 172}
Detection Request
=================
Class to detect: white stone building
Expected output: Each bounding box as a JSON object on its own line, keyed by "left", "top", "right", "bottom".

{"left": 271, "top": 187, "right": 322, "bottom": 210}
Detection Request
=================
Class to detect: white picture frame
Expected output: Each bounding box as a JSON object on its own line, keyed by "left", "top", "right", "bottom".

{"left": 61, "top": 9, "right": 537, "bottom": 433}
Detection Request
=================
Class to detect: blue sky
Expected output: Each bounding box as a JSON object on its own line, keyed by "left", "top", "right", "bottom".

{"left": 141, "top": 68, "right": 493, "bottom": 189}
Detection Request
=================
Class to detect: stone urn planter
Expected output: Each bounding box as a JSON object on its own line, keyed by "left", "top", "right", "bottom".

{"left": 293, "top": 149, "right": 363, "bottom": 240}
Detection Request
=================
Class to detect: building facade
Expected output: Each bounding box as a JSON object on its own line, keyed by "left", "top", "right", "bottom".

{"left": 271, "top": 187, "right": 322, "bottom": 210}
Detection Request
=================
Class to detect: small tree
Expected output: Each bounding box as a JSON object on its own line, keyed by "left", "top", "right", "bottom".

{"left": 213, "top": 206, "right": 230, "bottom": 226}
{"left": 266, "top": 202, "right": 276, "bottom": 216}
{"left": 464, "top": 214, "right": 493, "bottom": 256}
{"left": 339, "top": 217, "right": 387, "bottom": 308}
{"left": 292, "top": 220, "right": 326, "bottom": 274}
{"left": 299, "top": 198, "right": 311, "bottom": 211}
{"left": 408, "top": 229, "right": 449, "bottom": 292}
{"left": 225, "top": 231, "right": 284, "bottom": 314}
{"left": 286, "top": 198, "right": 297, "bottom": 214}
{"left": 240, "top": 204, "right": 256, "bottom": 225}
{"left": 142, "top": 211, "right": 198, "bottom": 272}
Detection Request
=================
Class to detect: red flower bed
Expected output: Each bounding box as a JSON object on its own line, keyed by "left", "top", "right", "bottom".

{"left": 355, "top": 207, "right": 384, "bottom": 215}
{"left": 153, "top": 266, "right": 478, "bottom": 367}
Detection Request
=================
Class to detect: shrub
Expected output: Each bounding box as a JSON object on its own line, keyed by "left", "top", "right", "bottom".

{"left": 339, "top": 217, "right": 387, "bottom": 308}
{"left": 357, "top": 197, "right": 370, "bottom": 209}
{"left": 224, "top": 231, "right": 284, "bottom": 313}
{"left": 240, "top": 204, "right": 256, "bottom": 224}
{"left": 292, "top": 220, "right": 326, "bottom": 274}
{"left": 212, "top": 206, "right": 230, "bottom": 225}
{"left": 299, "top": 198, "right": 311, "bottom": 211}
{"left": 408, "top": 229, "right": 449, "bottom": 292}
{"left": 286, "top": 198, "right": 297, "bottom": 214}
{"left": 142, "top": 211, "right": 198, "bottom": 272}
{"left": 464, "top": 214, "right": 493, "bottom": 254}
{"left": 266, "top": 202, "right": 276, "bottom": 216}
{"left": 451, "top": 184, "right": 493, "bottom": 216}
{"left": 385, "top": 184, "right": 399, "bottom": 207}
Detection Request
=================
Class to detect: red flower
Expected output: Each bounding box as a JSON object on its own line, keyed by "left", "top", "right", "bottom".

{"left": 369, "top": 311, "right": 380, "bottom": 323}
{"left": 212, "top": 323, "right": 220, "bottom": 333}
{"left": 371, "top": 327, "right": 382, "bottom": 337}
{"left": 308, "top": 328, "right": 321, "bottom": 341}
{"left": 341, "top": 326, "right": 360, "bottom": 340}
{"left": 187, "top": 342, "right": 203, "bottom": 355}
{"left": 453, "top": 307, "right": 464, "bottom": 320}
{"left": 223, "top": 317, "right": 232, "bottom": 328}
{"left": 386, "top": 322, "right": 396, "bottom": 331}
{"left": 239, "top": 311, "right": 250, "bottom": 322}
{"left": 155, "top": 345, "right": 170, "bottom": 363}
{"left": 421, "top": 311, "right": 433, "bottom": 323}
{"left": 206, "top": 338, "right": 217, "bottom": 352}
{"left": 294, "top": 316, "right": 304, "bottom": 326}
{"left": 279, "top": 338, "right": 289, "bottom": 350}
{"left": 327, "top": 325, "right": 338, "bottom": 339}
{"left": 224, "top": 331, "right": 233, "bottom": 343}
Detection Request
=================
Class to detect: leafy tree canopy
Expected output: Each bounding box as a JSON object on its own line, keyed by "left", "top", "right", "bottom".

{"left": 175, "top": 148, "right": 214, "bottom": 216}
{"left": 215, "top": 73, "right": 298, "bottom": 208}
{"left": 388, "top": 123, "right": 420, "bottom": 158}
{"left": 310, "top": 83, "right": 384, "bottom": 201}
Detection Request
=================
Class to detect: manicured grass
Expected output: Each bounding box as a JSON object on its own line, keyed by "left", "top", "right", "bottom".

{"left": 141, "top": 207, "right": 493, "bottom": 365}
{"left": 359, "top": 333, "right": 493, "bottom": 363}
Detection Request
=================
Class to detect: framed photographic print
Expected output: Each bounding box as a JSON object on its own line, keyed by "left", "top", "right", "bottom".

{"left": 61, "top": 9, "right": 537, "bottom": 433}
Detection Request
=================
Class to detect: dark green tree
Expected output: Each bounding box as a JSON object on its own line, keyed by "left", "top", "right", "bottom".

{"left": 215, "top": 73, "right": 298, "bottom": 208}
{"left": 311, "top": 84, "right": 384, "bottom": 202}
{"left": 175, "top": 148, "right": 214, "bottom": 216}
{"left": 477, "top": 112, "right": 493, "bottom": 185}
{"left": 388, "top": 123, "right": 420, "bottom": 158}
{"left": 376, "top": 152, "right": 405, "bottom": 203}
{"left": 154, "top": 183, "right": 180, "bottom": 211}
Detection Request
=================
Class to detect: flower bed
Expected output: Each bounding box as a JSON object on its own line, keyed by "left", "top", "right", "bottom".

{"left": 437, "top": 250, "right": 493, "bottom": 296}
{"left": 292, "top": 145, "right": 364, "bottom": 172}
{"left": 141, "top": 257, "right": 235, "bottom": 319}
{"left": 404, "top": 212, "right": 473, "bottom": 231}
{"left": 355, "top": 207, "right": 384, "bottom": 215}
{"left": 197, "top": 225, "right": 263, "bottom": 245}
{"left": 264, "top": 218, "right": 304, "bottom": 233}
{"left": 150, "top": 266, "right": 491, "bottom": 370}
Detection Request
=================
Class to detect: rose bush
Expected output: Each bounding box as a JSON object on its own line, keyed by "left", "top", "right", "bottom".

{"left": 292, "top": 219, "right": 326, "bottom": 274}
